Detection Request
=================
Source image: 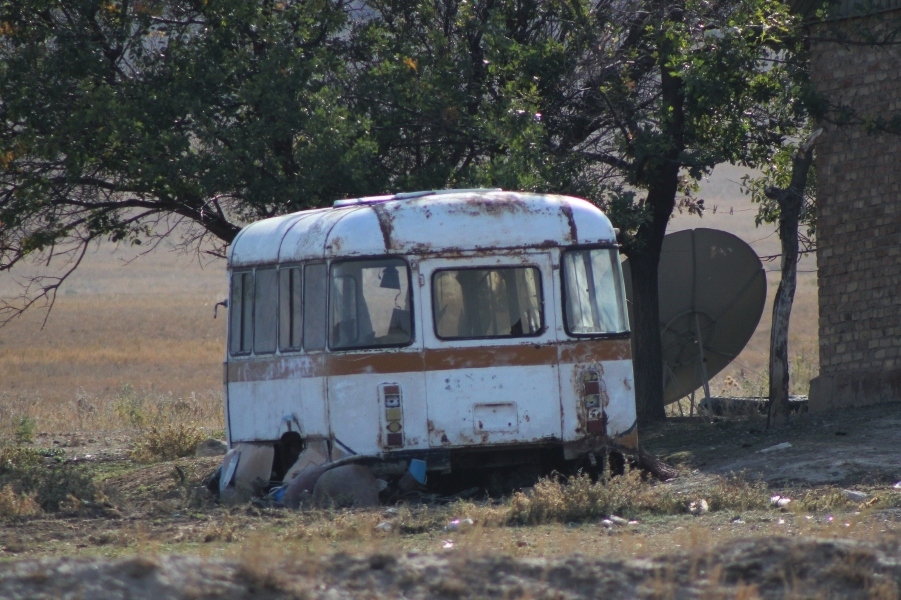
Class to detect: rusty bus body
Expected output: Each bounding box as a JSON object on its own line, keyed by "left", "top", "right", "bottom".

{"left": 221, "top": 189, "right": 636, "bottom": 497}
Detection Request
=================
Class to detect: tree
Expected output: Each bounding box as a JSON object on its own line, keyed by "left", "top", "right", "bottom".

{"left": 521, "top": 0, "right": 808, "bottom": 424}
{"left": 740, "top": 2, "right": 901, "bottom": 429}
{"left": 0, "top": 0, "right": 586, "bottom": 322}
{"left": 744, "top": 130, "right": 819, "bottom": 427}
{"left": 0, "top": 0, "right": 378, "bottom": 321}
{"left": 345, "top": 0, "right": 592, "bottom": 193}
{"left": 357, "top": 0, "right": 815, "bottom": 425}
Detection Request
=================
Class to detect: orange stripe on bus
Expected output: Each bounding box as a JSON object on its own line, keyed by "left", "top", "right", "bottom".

{"left": 226, "top": 338, "right": 631, "bottom": 383}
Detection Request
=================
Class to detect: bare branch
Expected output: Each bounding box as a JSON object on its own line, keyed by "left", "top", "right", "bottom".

{"left": 0, "top": 240, "right": 90, "bottom": 328}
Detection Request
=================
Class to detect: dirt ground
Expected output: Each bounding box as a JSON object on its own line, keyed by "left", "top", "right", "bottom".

{"left": 3, "top": 404, "right": 901, "bottom": 599}
{"left": 1, "top": 536, "right": 901, "bottom": 599}
{"left": 641, "top": 402, "right": 901, "bottom": 486}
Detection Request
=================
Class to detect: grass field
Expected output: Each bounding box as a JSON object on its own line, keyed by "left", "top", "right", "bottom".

{"left": 0, "top": 243, "right": 227, "bottom": 435}
{"left": 2, "top": 405, "right": 901, "bottom": 598}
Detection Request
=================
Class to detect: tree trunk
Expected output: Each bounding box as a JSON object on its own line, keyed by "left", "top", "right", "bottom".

{"left": 622, "top": 25, "right": 685, "bottom": 426}
{"left": 767, "top": 206, "right": 800, "bottom": 428}
{"left": 629, "top": 249, "right": 668, "bottom": 425}
{"left": 766, "top": 136, "right": 818, "bottom": 428}
{"left": 637, "top": 447, "right": 680, "bottom": 481}
{"left": 626, "top": 174, "right": 679, "bottom": 425}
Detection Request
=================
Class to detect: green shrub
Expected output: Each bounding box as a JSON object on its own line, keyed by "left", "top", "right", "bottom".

{"left": 114, "top": 384, "right": 147, "bottom": 428}
{"left": 0, "top": 447, "right": 96, "bottom": 513}
{"left": 14, "top": 416, "right": 36, "bottom": 444}
{"left": 0, "top": 447, "right": 44, "bottom": 469}
{"left": 130, "top": 423, "right": 206, "bottom": 463}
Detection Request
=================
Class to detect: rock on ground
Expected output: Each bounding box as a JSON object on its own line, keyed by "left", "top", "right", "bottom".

{"left": 312, "top": 464, "right": 380, "bottom": 508}
{"left": 194, "top": 439, "right": 228, "bottom": 458}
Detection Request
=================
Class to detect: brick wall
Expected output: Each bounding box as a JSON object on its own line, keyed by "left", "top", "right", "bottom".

{"left": 808, "top": 9, "right": 901, "bottom": 410}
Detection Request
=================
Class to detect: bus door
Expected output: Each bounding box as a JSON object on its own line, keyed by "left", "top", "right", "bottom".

{"left": 325, "top": 257, "right": 428, "bottom": 456}
{"left": 419, "top": 253, "right": 562, "bottom": 447}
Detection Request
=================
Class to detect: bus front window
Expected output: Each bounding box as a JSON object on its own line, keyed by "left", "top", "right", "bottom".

{"left": 562, "top": 249, "right": 629, "bottom": 335}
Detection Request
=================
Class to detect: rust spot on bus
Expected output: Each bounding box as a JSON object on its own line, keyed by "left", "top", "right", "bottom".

{"left": 327, "top": 236, "right": 344, "bottom": 253}
{"left": 558, "top": 338, "right": 631, "bottom": 364}
{"left": 560, "top": 202, "right": 578, "bottom": 244}
{"left": 370, "top": 203, "right": 396, "bottom": 252}
{"left": 449, "top": 194, "right": 530, "bottom": 218}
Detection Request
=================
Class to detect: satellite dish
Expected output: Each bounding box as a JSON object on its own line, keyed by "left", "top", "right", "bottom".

{"left": 622, "top": 228, "right": 766, "bottom": 404}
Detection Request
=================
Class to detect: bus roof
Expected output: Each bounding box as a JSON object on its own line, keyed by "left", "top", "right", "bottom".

{"left": 228, "top": 190, "right": 618, "bottom": 267}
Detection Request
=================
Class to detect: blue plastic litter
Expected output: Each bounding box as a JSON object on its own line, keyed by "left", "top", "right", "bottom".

{"left": 409, "top": 459, "right": 427, "bottom": 484}
{"left": 270, "top": 485, "right": 287, "bottom": 503}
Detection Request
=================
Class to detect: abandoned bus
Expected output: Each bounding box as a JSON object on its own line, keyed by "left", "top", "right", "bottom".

{"left": 220, "top": 189, "right": 636, "bottom": 500}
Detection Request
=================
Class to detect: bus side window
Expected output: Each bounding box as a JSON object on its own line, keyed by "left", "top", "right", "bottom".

{"left": 229, "top": 271, "right": 253, "bottom": 355}
{"left": 304, "top": 263, "right": 327, "bottom": 351}
{"left": 329, "top": 258, "right": 412, "bottom": 350}
{"left": 331, "top": 275, "right": 359, "bottom": 347}
{"left": 433, "top": 266, "right": 543, "bottom": 339}
{"left": 253, "top": 268, "right": 278, "bottom": 354}
{"left": 279, "top": 266, "right": 303, "bottom": 352}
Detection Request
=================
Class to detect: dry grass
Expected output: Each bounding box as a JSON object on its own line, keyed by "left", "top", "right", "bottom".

{"left": 3, "top": 446, "right": 901, "bottom": 581}
{"left": 509, "top": 470, "right": 682, "bottom": 523}
{"left": 129, "top": 423, "right": 208, "bottom": 463}
{"left": 0, "top": 485, "right": 40, "bottom": 519}
{"left": 705, "top": 474, "right": 771, "bottom": 512}
{"left": 0, "top": 385, "right": 223, "bottom": 439}
{"left": 507, "top": 470, "right": 773, "bottom": 524}
{"left": 0, "top": 243, "right": 225, "bottom": 437}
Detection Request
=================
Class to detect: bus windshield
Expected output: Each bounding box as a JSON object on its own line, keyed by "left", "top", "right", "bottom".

{"left": 562, "top": 248, "right": 629, "bottom": 335}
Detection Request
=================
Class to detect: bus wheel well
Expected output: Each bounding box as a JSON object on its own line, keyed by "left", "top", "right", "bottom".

{"left": 271, "top": 432, "right": 304, "bottom": 482}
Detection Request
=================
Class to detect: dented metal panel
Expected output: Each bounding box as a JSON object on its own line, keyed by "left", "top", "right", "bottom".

{"left": 227, "top": 354, "right": 329, "bottom": 443}
{"left": 281, "top": 208, "right": 360, "bottom": 263}
{"left": 425, "top": 364, "right": 561, "bottom": 446}
{"left": 229, "top": 191, "right": 618, "bottom": 267}
{"left": 288, "top": 207, "right": 386, "bottom": 261}
{"left": 419, "top": 253, "right": 563, "bottom": 448}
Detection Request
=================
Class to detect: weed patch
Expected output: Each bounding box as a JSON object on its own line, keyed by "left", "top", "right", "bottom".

{"left": 0, "top": 447, "right": 96, "bottom": 513}
{"left": 706, "top": 474, "right": 770, "bottom": 512}
{"left": 872, "top": 492, "right": 901, "bottom": 510}
{"left": 14, "top": 416, "right": 36, "bottom": 444}
{"left": 114, "top": 385, "right": 148, "bottom": 429}
{"left": 0, "top": 484, "right": 40, "bottom": 518}
{"left": 507, "top": 470, "right": 775, "bottom": 524}
{"left": 130, "top": 423, "right": 206, "bottom": 463}
{"left": 508, "top": 470, "right": 683, "bottom": 524}
{"left": 792, "top": 487, "right": 852, "bottom": 512}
